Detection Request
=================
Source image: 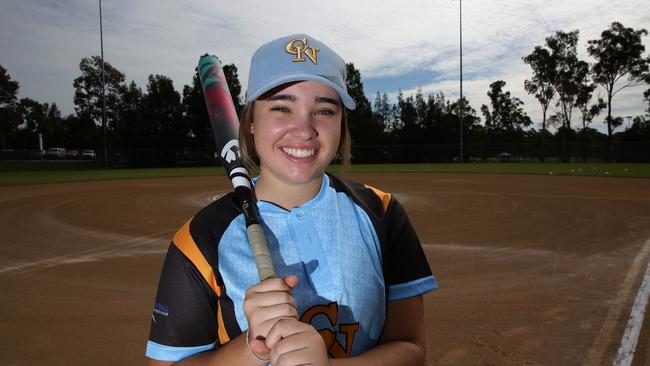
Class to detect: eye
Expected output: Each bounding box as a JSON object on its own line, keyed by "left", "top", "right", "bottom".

{"left": 316, "top": 108, "right": 336, "bottom": 116}
{"left": 271, "top": 106, "right": 289, "bottom": 113}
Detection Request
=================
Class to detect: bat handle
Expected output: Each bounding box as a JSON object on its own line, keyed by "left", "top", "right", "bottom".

{"left": 246, "top": 224, "right": 276, "bottom": 280}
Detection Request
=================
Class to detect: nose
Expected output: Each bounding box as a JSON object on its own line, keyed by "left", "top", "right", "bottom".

{"left": 290, "top": 111, "right": 318, "bottom": 140}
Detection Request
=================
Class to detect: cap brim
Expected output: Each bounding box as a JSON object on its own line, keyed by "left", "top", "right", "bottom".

{"left": 246, "top": 74, "right": 356, "bottom": 110}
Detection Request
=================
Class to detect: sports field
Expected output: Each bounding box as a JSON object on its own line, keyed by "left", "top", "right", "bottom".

{"left": 1, "top": 169, "right": 649, "bottom": 365}
{"left": 1, "top": 162, "right": 650, "bottom": 186}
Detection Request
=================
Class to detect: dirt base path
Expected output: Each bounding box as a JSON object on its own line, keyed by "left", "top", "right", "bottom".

{"left": 1, "top": 174, "right": 649, "bottom": 365}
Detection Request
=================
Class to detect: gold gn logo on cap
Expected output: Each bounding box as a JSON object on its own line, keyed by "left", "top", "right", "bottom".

{"left": 285, "top": 37, "right": 320, "bottom": 64}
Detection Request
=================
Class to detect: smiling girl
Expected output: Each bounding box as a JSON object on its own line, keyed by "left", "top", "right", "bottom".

{"left": 146, "top": 34, "right": 437, "bottom": 366}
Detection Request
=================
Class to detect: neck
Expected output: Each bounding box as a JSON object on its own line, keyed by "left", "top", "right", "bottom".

{"left": 255, "top": 174, "right": 324, "bottom": 210}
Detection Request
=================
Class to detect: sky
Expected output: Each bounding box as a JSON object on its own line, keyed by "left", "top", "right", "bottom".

{"left": 1, "top": 0, "right": 649, "bottom": 133}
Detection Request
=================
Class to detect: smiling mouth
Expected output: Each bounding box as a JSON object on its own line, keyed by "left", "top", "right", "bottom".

{"left": 282, "top": 147, "right": 315, "bottom": 158}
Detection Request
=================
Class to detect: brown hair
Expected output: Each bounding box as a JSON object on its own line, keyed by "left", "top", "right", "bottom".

{"left": 238, "top": 101, "right": 351, "bottom": 173}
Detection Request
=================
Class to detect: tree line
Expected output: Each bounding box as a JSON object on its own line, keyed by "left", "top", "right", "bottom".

{"left": 0, "top": 21, "right": 648, "bottom": 164}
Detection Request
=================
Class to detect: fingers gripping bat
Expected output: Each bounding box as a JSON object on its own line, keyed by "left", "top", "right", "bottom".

{"left": 197, "top": 55, "right": 276, "bottom": 281}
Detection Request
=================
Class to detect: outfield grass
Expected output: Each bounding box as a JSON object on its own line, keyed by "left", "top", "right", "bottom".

{"left": 1, "top": 162, "right": 649, "bottom": 186}
{"left": 331, "top": 163, "right": 650, "bottom": 178}
{"left": 0, "top": 166, "right": 224, "bottom": 186}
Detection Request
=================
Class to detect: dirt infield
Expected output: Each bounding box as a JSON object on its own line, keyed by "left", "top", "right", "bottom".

{"left": 1, "top": 173, "right": 649, "bottom": 365}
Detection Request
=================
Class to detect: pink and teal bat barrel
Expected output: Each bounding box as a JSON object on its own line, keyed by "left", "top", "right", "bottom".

{"left": 197, "top": 55, "right": 276, "bottom": 281}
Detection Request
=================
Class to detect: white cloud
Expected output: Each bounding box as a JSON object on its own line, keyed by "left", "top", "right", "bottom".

{"left": 1, "top": 0, "right": 648, "bottom": 128}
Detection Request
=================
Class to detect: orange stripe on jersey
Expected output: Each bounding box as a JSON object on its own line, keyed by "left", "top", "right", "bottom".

{"left": 173, "top": 219, "right": 222, "bottom": 297}
{"left": 216, "top": 302, "right": 229, "bottom": 345}
{"left": 364, "top": 185, "right": 392, "bottom": 213}
{"left": 173, "top": 218, "right": 231, "bottom": 344}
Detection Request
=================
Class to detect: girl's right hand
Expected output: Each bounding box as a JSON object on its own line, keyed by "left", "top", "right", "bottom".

{"left": 243, "top": 275, "right": 299, "bottom": 358}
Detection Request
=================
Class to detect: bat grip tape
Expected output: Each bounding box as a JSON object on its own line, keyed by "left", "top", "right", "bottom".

{"left": 246, "top": 224, "right": 276, "bottom": 280}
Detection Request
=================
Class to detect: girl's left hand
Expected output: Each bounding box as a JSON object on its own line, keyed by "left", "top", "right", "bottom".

{"left": 264, "top": 318, "right": 330, "bottom": 366}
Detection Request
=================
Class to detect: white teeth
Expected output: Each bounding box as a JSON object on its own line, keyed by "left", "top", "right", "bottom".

{"left": 282, "top": 147, "right": 315, "bottom": 158}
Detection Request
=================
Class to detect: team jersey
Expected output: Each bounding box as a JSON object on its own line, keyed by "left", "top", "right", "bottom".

{"left": 146, "top": 173, "right": 437, "bottom": 362}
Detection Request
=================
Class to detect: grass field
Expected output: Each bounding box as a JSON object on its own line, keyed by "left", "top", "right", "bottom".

{"left": 1, "top": 161, "right": 649, "bottom": 186}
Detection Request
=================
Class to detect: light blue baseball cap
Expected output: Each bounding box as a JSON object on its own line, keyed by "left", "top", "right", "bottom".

{"left": 245, "top": 34, "right": 356, "bottom": 110}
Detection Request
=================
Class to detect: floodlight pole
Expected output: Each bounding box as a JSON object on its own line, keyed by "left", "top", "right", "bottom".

{"left": 459, "top": 0, "right": 464, "bottom": 164}
{"left": 99, "top": 0, "right": 108, "bottom": 168}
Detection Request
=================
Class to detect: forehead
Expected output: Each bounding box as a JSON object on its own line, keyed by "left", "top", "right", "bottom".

{"left": 260, "top": 80, "right": 340, "bottom": 100}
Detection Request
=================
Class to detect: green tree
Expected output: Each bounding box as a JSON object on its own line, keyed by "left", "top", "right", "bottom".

{"left": 451, "top": 97, "right": 483, "bottom": 147}
{"left": 587, "top": 22, "right": 648, "bottom": 144}
{"left": 396, "top": 91, "right": 420, "bottom": 144}
{"left": 480, "top": 80, "right": 531, "bottom": 143}
{"left": 373, "top": 92, "right": 397, "bottom": 135}
{"left": 41, "top": 103, "right": 65, "bottom": 147}
{"left": 415, "top": 88, "right": 427, "bottom": 127}
{"left": 545, "top": 30, "right": 590, "bottom": 161}
{"left": 420, "top": 92, "right": 449, "bottom": 144}
{"left": 63, "top": 113, "right": 97, "bottom": 149}
{"left": 222, "top": 63, "right": 243, "bottom": 116}
{"left": 547, "top": 31, "right": 589, "bottom": 130}
{"left": 523, "top": 47, "right": 556, "bottom": 161}
{"left": 73, "top": 56, "right": 126, "bottom": 130}
{"left": 12, "top": 96, "right": 67, "bottom": 149}
{"left": 182, "top": 73, "right": 211, "bottom": 150}
{"left": 115, "top": 81, "right": 144, "bottom": 148}
{"left": 419, "top": 92, "right": 458, "bottom": 145}
{"left": 345, "top": 63, "right": 383, "bottom": 145}
{"left": 0, "top": 65, "right": 18, "bottom": 106}
{"left": 16, "top": 98, "right": 47, "bottom": 148}
{"left": 643, "top": 69, "right": 650, "bottom": 115}
{"left": 575, "top": 83, "right": 606, "bottom": 162}
{"left": 452, "top": 97, "right": 480, "bottom": 131}
{"left": 613, "top": 115, "right": 650, "bottom": 161}
{"left": 619, "top": 116, "right": 650, "bottom": 141}
{"left": 14, "top": 99, "right": 60, "bottom": 148}
{"left": 143, "top": 74, "right": 184, "bottom": 148}
{"left": 372, "top": 92, "right": 388, "bottom": 130}
{"left": 0, "top": 65, "right": 20, "bottom": 149}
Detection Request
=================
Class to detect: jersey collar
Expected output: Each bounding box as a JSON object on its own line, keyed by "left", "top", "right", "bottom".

{"left": 251, "top": 174, "right": 330, "bottom": 214}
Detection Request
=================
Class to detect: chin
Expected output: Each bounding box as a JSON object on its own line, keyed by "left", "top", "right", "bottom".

{"left": 283, "top": 170, "right": 325, "bottom": 185}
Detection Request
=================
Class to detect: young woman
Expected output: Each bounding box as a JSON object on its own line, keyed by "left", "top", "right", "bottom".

{"left": 146, "top": 34, "right": 437, "bottom": 366}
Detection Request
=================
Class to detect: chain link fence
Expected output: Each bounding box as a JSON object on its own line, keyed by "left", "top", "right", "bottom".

{"left": 2, "top": 141, "right": 649, "bottom": 167}
{"left": 352, "top": 142, "right": 650, "bottom": 163}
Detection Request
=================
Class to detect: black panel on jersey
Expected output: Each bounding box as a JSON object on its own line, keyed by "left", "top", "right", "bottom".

{"left": 188, "top": 192, "right": 244, "bottom": 340}
{"left": 383, "top": 197, "right": 432, "bottom": 286}
{"left": 149, "top": 244, "right": 218, "bottom": 347}
{"left": 188, "top": 192, "right": 240, "bottom": 278}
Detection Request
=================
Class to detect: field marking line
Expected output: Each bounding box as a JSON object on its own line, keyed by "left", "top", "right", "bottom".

{"left": 585, "top": 238, "right": 650, "bottom": 366}
{"left": 0, "top": 229, "right": 175, "bottom": 275}
{"left": 613, "top": 252, "right": 650, "bottom": 366}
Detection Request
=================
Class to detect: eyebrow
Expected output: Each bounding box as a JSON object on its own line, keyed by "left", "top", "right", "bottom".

{"left": 266, "top": 94, "right": 296, "bottom": 102}
{"left": 265, "top": 94, "right": 340, "bottom": 106}
{"left": 315, "top": 97, "right": 340, "bottom": 106}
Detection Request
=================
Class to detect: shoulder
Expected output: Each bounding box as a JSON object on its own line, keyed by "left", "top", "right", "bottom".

{"left": 186, "top": 192, "right": 242, "bottom": 242}
{"left": 192, "top": 192, "right": 241, "bottom": 230}
{"left": 327, "top": 173, "right": 393, "bottom": 216}
{"left": 172, "top": 192, "right": 242, "bottom": 270}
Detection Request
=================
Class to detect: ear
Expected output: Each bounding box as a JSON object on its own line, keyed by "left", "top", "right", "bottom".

{"left": 250, "top": 123, "right": 254, "bottom": 134}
